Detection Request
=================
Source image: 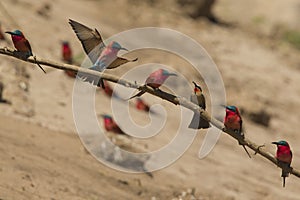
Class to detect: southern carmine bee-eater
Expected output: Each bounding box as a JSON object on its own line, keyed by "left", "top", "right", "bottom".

{"left": 62, "top": 41, "right": 73, "bottom": 64}
{"left": 272, "top": 140, "right": 293, "bottom": 187}
{"left": 100, "top": 114, "right": 125, "bottom": 135}
{"left": 188, "top": 81, "right": 210, "bottom": 129}
{"left": 136, "top": 98, "right": 150, "bottom": 112}
{"left": 61, "top": 41, "right": 76, "bottom": 78}
{"left": 127, "top": 68, "right": 177, "bottom": 100}
{"left": 224, "top": 105, "right": 251, "bottom": 158}
{"left": 102, "top": 80, "right": 113, "bottom": 97}
{"left": 5, "top": 30, "right": 46, "bottom": 73}
{"left": 68, "top": 19, "right": 137, "bottom": 88}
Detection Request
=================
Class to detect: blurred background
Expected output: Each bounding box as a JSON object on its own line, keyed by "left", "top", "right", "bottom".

{"left": 0, "top": 0, "right": 300, "bottom": 199}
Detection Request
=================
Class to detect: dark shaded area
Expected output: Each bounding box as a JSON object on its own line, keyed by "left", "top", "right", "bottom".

{"left": 0, "top": 81, "right": 11, "bottom": 105}
{"left": 177, "top": 0, "right": 218, "bottom": 23}
{"left": 246, "top": 109, "right": 271, "bottom": 127}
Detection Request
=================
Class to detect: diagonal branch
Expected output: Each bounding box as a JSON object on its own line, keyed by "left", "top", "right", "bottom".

{"left": 0, "top": 47, "right": 299, "bottom": 179}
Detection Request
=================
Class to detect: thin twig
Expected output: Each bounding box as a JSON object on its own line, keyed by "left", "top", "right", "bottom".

{"left": 0, "top": 47, "right": 299, "bottom": 179}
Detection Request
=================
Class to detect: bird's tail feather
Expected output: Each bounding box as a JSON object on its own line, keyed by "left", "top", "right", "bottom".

{"left": 281, "top": 169, "right": 289, "bottom": 178}
{"left": 127, "top": 91, "right": 145, "bottom": 100}
{"left": 279, "top": 162, "right": 290, "bottom": 187}
{"left": 242, "top": 145, "right": 251, "bottom": 158}
{"left": 76, "top": 72, "right": 105, "bottom": 89}
{"left": 33, "top": 56, "right": 46, "bottom": 73}
{"left": 188, "top": 113, "right": 210, "bottom": 129}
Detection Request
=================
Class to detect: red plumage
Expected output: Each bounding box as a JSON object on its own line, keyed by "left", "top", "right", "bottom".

{"left": 6, "top": 30, "right": 46, "bottom": 73}
{"left": 102, "top": 115, "right": 125, "bottom": 135}
{"left": 62, "top": 41, "right": 76, "bottom": 77}
{"left": 273, "top": 140, "right": 293, "bottom": 187}
{"left": 11, "top": 34, "right": 32, "bottom": 55}
{"left": 136, "top": 98, "right": 150, "bottom": 112}
{"left": 145, "top": 69, "right": 171, "bottom": 88}
{"left": 224, "top": 106, "right": 251, "bottom": 158}
{"left": 276, "top": 144, "right": 292, "bottom": 164}
{"left": 103, "top": 81, "right": 113, "bottom": 97}
{"left": 127, "top": 69, "right": 177, "bottom": 100}
{"left": 62, "top": 41, "right": 72, "bottom": 64}
{"left": 224, "top": 106, "right": 242, "bottom": 133}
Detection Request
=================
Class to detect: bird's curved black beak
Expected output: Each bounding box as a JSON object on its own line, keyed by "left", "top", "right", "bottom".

{"left": 99, "top": 114, "right": 106, "bottom": 118}
{"left": 168, "top": 73, "right": 177, "bottom": 76}
{"left": 5, "top": 31, "right": 13, "bottom": 35}
{"left": 192, "top": 81, "right": 202, "bottom": 91}
{"left": 272, "top": 142, "right": 279, "bottom": 145}
{"left": 120, "top": 47, "right": 128, "bottom": 51}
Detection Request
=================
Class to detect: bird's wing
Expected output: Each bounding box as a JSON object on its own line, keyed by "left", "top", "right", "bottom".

{"left": 69, "top": 19, "right": 105, "bottom": 63}
{"left": 190, "top": 94, "right": 206, "bottom": 109}
{"left": 145, "top": 75, "right": 157, "bottom": 85}
{"left": 24, "top": 39, "right": 33, "bottom": 56}
{"left": 107, "top": 57, "right": 138, "bottom": 69}
{"left": 200, "top": 94, "right": 206, "bottom": 109}
{"left": 240, "top": 117, "right": 243, "bottom": 134}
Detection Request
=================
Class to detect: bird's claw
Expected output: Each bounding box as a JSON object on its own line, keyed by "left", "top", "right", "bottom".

{"left": 254, "top": 144, "right": 265, "bottom": 155}
{"left": 4, "top": 46, "right": 14, "bottom": 53}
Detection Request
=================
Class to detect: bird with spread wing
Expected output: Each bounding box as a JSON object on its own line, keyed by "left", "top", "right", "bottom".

{"left": 69, "top": 19, "right": 138, "bottom": 88}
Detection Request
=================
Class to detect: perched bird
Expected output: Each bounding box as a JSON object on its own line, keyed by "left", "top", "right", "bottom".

{"left": 62, "top": 41, "right": 73, "bottom": 64}
{"left": 224, "top": 105, "right": 251, "bottom": 158}
{"left": 69, "top": 19, "right": 137, "bottom": 88}
{"left": 272, "top": 140, "right": 293, "bottom": 187}
{"left": 127, "top": 68, "right": 177, "bottom": 100}
{"left": 102, "top": 80, "right": 113, "bottom": 97}
{"left": 0, "top": 22, "right": 6, "bottom": 41}
{"left": 188, "top": 81, "right": 210, "bottom": 129}
{"left": 101, "top": 114, "right": 125, "bottom": 135}
{"left": 61, "top": 41, "right": 76, "bottom": 78}
{"left": 5, "top": 30, "right": 46, "bottom": 73}
{"left": 136, "top": 98, "right": 150, "bottom": 112}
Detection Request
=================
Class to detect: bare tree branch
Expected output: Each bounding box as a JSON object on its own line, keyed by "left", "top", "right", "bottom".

{"left": 0, "top": 47, "right": 299, "bottom": 179}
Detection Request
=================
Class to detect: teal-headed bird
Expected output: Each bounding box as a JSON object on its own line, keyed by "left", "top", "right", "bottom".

{"left": 127, "top": 68, "right": 177, "bottom": 100}
{"left": 272, "top": 140, "right": 293, "bottom": 187}
{"left": 69, "top": 19, "right": 137, "bottom": 88}
{"left": 6, "top": 30, "right": 46, "bottom": 73}
{"left": 224, "top": 105, "right": 251, "bottom": 158}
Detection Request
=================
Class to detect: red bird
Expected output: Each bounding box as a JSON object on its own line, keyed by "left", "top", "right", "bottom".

{"left": 102, "top": 81, "right": 113, "bottom": 97}
{"left": 101, "top": 114, "right": 125, "bottom": 135}
{"left": 62, "top": 41, "right": 73, "bottom": 64}
{"left": 272, "top": 140, "right": 293, "bottom": 187}
{"left": 61, "top": 41, "right": 76, "bottom": 77}
{"left": 128, "top": 69, "right": 177, "bottom": 100}
{"left": 136, "top": 98, "right": 150, "bottom": 112}
{"left": 5, "top": 30, "right": 46, "bottom": 73}
{"left": 224, "top": 105, "right": 251, "bottom": 158}
{"left": 224, "top": 105, "right": 242, "bottom": 132}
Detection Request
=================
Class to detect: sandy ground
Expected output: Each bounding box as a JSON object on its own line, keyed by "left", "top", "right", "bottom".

{"left": 0, "top": 0, "right": 300, "bottom": 199}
